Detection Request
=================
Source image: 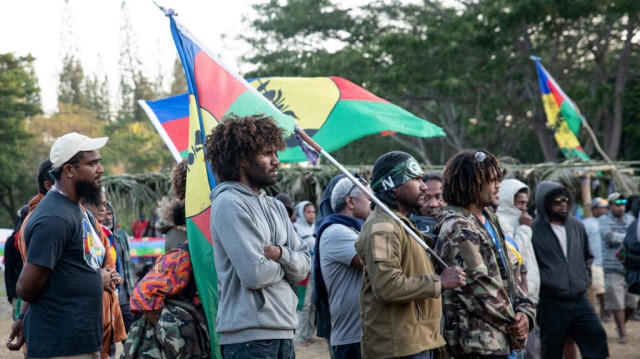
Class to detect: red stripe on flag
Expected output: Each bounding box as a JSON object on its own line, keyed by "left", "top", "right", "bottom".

{"left": 162, "top": 116, "right": 190, "bottom": 153}
{"left": 330, "top": 76, "right": 388, "bottom": 103}
{"left": 380, "top": 130, "right": 396, "bottom": 137}
{"left": 194, "top": 51, "right": 248, "bottom": 120}
{"left": 191, "top": 207, "right": 213, "bottom": 245}
{"left": 546, "top": 79, "right": 565, "bottom": 109}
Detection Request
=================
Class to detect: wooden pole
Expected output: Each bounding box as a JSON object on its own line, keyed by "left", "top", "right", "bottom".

{"left": 294, "top": 127, "right": 448, "bottom": 268}
{"left": 581, "top": 172, "right": 592, "bottom": 218}
{"left": 581, "top": 118, "right": 633, "bottom": 195}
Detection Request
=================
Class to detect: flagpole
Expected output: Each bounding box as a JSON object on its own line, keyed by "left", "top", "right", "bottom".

{"left": 530, "top": 56, "right": 632, "bottom": 195}
{"left": 294, "top": 126, "right": 449, "bottom": 269}
{"left": 580, "top": 117, "right": 633, "bottom": 194}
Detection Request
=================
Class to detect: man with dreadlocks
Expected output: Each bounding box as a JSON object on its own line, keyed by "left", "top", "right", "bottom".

{"left": 436, "top": 150, "right": 535, "bottom": 359}
{"left": 355, "top": 151, "right": 466, "bottom": 359}
{"left": 206, "top": 114, "right": 311, "bottom": 359}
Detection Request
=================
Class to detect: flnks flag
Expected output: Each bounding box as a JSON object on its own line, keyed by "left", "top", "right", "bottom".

{"left": 168, "top": 15, "right": 296, "bottom": 357}
{"left": 531, "top": 57, "right": 590, "bottom": 161}
{"left": 140, "top": 76, "right": 445, "bottom": 163}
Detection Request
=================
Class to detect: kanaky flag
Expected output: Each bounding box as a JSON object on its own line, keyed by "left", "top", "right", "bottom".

{"left": 532, "top": 57, "right": 590, "bottom": 161}
{"left": 168, "top": 15, "right": 296, "bottom": 358}
{"left": 140, "top": 77, "right": 445, "bottom": 163}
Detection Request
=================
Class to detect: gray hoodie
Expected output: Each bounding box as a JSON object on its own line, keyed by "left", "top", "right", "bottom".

{"left": 497, "top": 179, "right": 540, "bottom": 303}
{"left": 210, "top": 181, "right": 311, "bottom": 345}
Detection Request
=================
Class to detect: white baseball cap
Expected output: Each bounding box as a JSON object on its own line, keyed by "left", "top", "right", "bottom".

{"left": 50, "top": 132, "right": 109, "bottom": 169}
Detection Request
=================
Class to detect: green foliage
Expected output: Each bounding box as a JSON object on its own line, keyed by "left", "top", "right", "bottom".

{"left": 103, "top": 172, "right": 171, "bottom": 232}
{"left": 0, "top": 53, "right": 41, "bottom": 226}
{"left": 58, "top": 55, "right": 86, "bottom": 106}
{"left": 169, "top": 58, "right": 188, "bottom": 96}
{"left": 242, "top": 0, "right": 640, "bottom": 164}
{"left": 620, "top": 77, "right": 640, "bottom": 160}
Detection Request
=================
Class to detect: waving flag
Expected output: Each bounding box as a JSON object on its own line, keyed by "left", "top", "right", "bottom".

{"left": 140, "top": 76, "right": 445, "bottom": 163}
{"left": 168, "top": 14, "right": 296, "bottom": 358}
{"left": 531, "top": 57, "right": 590, "bottom": 161}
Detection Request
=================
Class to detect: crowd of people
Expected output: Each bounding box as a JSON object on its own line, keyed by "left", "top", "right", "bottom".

{"left": 4, "top": 113, "right": 640, "bottom": 359}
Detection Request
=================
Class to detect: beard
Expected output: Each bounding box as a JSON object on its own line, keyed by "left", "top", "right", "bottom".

{"left": 102, "top": 215, "right": 113, "bottom": 229}
{"left": 245, "top": 162, "right": 277, "bottom": 189}
{"left": 550, "top": 211, "right": 567, "bottom": 222}
{"left": 77, "top": 179, "right": 102, "bottom": 208}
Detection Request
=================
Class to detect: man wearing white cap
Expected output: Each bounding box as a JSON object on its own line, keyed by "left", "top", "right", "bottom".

{"left": 10, "top": 133, "right": 108, "bottom": 358}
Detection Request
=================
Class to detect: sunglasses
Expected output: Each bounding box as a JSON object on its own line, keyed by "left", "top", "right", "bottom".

{"left": 475, "top": 151, "right": 487, "bottom": 163}
{"left": 614, "top": 199, "right": 627, "bottom": 206}
{"left": 553, "top": 197, "right": 569, "bottom": 205}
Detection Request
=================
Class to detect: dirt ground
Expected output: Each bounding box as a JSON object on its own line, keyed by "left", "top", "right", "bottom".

{"left": 0, "top": 287, "right": 637, "bottom": 358}
{"left": 294, "top": 320, "right": 640, "bottom": 358}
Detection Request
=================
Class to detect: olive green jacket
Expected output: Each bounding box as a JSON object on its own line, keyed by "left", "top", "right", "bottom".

{"left": 355, "top": 206, "right": 445, "bottom": 359}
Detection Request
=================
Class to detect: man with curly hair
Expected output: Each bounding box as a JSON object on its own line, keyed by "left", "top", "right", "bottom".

{"left": 437, "top": 150, "right": 535, "bottom": 358}
{"left": 205, "top": 114, "right": 311, "bottom": 359}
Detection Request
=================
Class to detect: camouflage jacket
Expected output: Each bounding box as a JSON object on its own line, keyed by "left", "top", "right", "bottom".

{"left": 436, "top": 206, "right": 535, "bottom": 357}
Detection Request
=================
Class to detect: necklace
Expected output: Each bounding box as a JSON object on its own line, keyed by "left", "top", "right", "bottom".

{"left": 50, "top": 184, "right": 71, "bottom": 200}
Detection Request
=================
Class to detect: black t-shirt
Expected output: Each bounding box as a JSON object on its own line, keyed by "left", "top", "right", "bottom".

{"left": 23, "top": 192, "right": 103, "bottom": 357}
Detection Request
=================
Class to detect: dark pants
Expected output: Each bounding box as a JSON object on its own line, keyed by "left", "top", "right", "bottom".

{"left": 537, "top": 295, "right": 608, "bottom": 359}
{"left": 222, "top": 339, "right": 295, "bottom": 359}
{"left": 330, "top": 342, "right": 361, "bottom": 359}
{"left": 455, "top": 355, "right": 509, "bottom": 359}
{"left": 120, "top": 300, "right": 134, "bottom": 333}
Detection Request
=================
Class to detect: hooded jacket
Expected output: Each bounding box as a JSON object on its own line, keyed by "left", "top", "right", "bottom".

{"left": 209, "top": 181, "right": 311, "bottom": 345}
{"left": 497, "top": 179, "right": 540, "bottom": 302}
{"left": 293, "top": 201, "right": 316, "bottom": 253}
{"left": 531, "top": 181, "right": 593, "bottom": 299}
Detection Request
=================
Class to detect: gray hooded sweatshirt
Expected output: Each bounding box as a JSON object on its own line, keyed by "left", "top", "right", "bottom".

{"left": 497, "top": 179, "right": 540, "bottom": 303}
{"left": 210, "top": 181, "right": 311, "bottom": 345}
{"left": 531, "top": 181, "right": 593, "bottom": 299}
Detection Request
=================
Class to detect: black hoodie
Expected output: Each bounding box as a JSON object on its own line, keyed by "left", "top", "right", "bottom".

{"left": 531, "top": 181, "right": 593, "bottom": 299}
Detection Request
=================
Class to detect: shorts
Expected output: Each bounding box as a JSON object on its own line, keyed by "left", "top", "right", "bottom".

{"left": 604, "top": 271, "right": 639, "bottom": 310}
{"left": 590, "top": 265, "right": 605, "bottom": 295}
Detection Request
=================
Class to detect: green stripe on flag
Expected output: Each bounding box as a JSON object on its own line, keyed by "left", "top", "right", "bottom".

{"left": 561, "top": 147, "right": 590, "bottom": 161}
{"left": 186, "top": 218, "right": 221, "bottom": 358}
{"left": 279, "top": 100, "right": 445, "bottom": 162}
{"left": 225, "top": 91, "right": 295, "bottom": 134}
{"left": 559, "top": 101, "right": 582, "bottom": 136}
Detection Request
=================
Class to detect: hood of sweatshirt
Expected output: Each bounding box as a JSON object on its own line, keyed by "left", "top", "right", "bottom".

{"left": 534, "top": 181, "right": 570, "bottom": 224}
{"left": 210, "top": 180, "right": 265, "bottom": 201}
{"left": 294, "top": 200, "right": 315, "bottom": 231}
{"left": 497, "top": 179, "right": 529, "bottom": 230}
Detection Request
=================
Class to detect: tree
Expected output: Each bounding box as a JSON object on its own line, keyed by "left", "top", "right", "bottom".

{"left": 58, "top": 55, "right": 87, "bottom": 106}
{"left": 0, "top": 53, "right": 41, "bottom": 226}
{"left": 85, "top": 74, "right": 112, "bottom": 122}
{"left": 168, "top": 57, "right": 187, "bottom": 96}
{"left": 242, "top": 0, "right": 640, "bottom": 163}
{"left": 102, "top": 0, "right": 174, "bottom": 174}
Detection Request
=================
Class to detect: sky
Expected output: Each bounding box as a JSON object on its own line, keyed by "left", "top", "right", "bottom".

{"left": 1, "top": 0, "right": 262, "bottom": 113}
